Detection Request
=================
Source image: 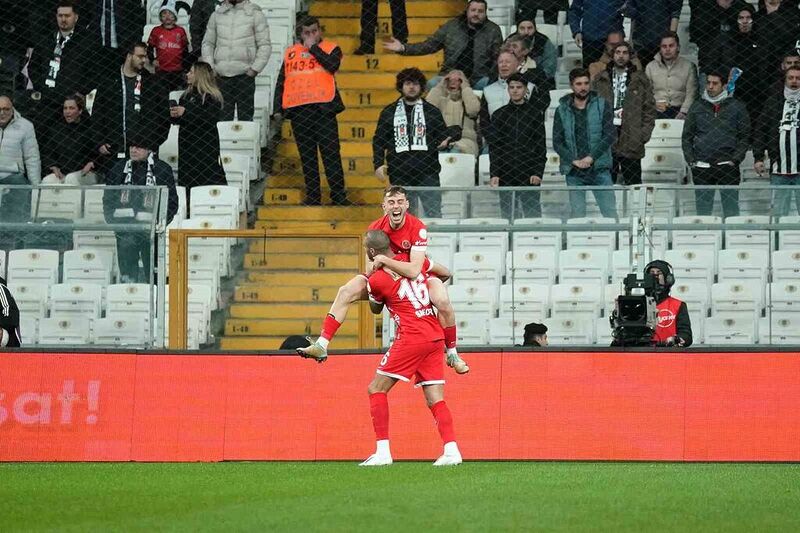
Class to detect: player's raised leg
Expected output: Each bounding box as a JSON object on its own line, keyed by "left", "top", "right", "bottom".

{"left": 360, "top": 373, "right": 398, "bottom": 466}
{"left": 422, "top": 383, "right": 462, "bottom": 466}
{"left": 428, "top": 278, "right": 469, "bottom": 374}
{"left": 297, "top": 275, "right": 369, "bottom": 362}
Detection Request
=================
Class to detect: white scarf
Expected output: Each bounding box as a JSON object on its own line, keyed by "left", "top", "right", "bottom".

{"left": 393, "top": 99, "right": 427, "bottom": 152}
{"left": 46, "top": 31, "right": 73, "bottom": 87}
{"left": 702, "top": 89, "right": 729, "bottom": 104}
{"left": 611, "top": 69, "right": 628, "bottom": 110}
{"left": 784, "top": 87, "right": 800, "bottom": 102}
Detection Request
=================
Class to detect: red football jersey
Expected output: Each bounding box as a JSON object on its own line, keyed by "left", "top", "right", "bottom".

{"left": 367, "top": 253, "right": 443, "bottom": 344}
{"left": 367, "top": 213, "right": 428, "bottom": 255}
{"left": 148, "top": 26, "right": 188, "bottom": 73}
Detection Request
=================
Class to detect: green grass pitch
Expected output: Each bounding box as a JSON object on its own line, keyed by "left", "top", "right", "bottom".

{"left": 2, "top": 462, "right": 800, "bottom": 532}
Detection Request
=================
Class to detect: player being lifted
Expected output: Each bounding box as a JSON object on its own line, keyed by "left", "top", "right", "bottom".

{"left": 297, "top": 186, "right": 469, "bottom": 374}
{"left": 360, "top": 229, "right": 462, "bottom": 466}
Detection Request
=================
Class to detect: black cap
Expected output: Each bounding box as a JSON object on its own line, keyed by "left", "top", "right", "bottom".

{"left": 127, "top": 128, "right": 157, "bottom": 151}
{"left": 279, "top": 335, "right": 312, "bottom": 350}
{"left": 524, "top": 322, "right": 547, "bottom": 335}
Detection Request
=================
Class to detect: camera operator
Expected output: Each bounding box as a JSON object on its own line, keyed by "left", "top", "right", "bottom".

{"left": 646, "top": 260, "right": 693, "bottom": 347}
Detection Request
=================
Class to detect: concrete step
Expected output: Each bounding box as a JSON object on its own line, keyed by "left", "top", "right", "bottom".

{"left": 337, "top": 73, "right": 399, "bottom": 90}
{"left": 268, "top": 172, "right": 383, "bottom": 189}
{"left": 230, "top": 302, "right": 335, "bottom": 319}
{"left": 281, "top": 121, "right": 376, "bottom": 142}
{"left": 235, "top": 285, "right": 341, "bottom": 303}
{"left": 247, "top": 238, "right": 364, "bottom": 254}
{"left": 225, "top": 318, "right": 358, "bottom": 337}
{"left": 247, "top": 271, "right": 355, "bottom": 285}
{"left": 254, "top": 220, "right": 368, "bottom": 234}
{"left": 263, "top": 187, "right": 385, "bottom": 205}
{"left": 339, "top": 107, "right": 382, "bottom": 121}
{"left": 340, "top": 52, "right": 443, "bottom": 73}
{"left": 340, "top": 89, "right": 401, "bottom": 108}
{"left": 323, "top": 18, "right": 448, "bottom": 37}
{"left": 244, "top": 252, "right": 359, "bottom": 270}
{"left": 220, "top": 335, "right": 358, "bottom": 350}
{"left": 256, "top": 205, "right": 381, "bottom": 221}
{"left": 276, "top": 140, "right": 372, "bottom": 158}
{"left": 310, "top": 1, "right": 463, "bottom": 18}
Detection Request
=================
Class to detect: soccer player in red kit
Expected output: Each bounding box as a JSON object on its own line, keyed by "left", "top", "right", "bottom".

{"left": 297, "top": 186, "right": 468, "bottom": 374}
{"left": 360, "top": 229, "right": 462, "bottom": 466}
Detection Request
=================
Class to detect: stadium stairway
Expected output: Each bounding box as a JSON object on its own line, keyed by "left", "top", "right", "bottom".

{"left": 220, "top": 0, "right": 460, "bottom": 350}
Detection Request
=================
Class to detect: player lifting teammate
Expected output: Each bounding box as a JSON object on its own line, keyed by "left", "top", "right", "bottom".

{"left": 360, "top": 229, "right": 462, "bottom": 466}
{"left": 297, "top": 186, "right": 468, "bottom": 374}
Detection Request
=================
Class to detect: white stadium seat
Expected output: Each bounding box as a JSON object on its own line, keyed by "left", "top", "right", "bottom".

{"left": 759, "top": 316, "right": 800, "bottom": 344}
{"left": 778, "top": 216, "right": 800, "bottom": 249}
{"left": 38, "top": 316, "right": 91, "bottom": 345}
{"left": 547, "top": 315, "right": 594, "bottom": 344}
{"left": 455, "top": 318, "right": 488, "bottom": 345}
{"left": 672, "top": 216, "right": 723, "bottom": 270}
{"left": 640, "top": 149, "right": 686, "bottom": 183}
{"left": 559, "top": 248, "right": 610, "bottom": 286}
{"left": 181, "top": 217, "right": 233, "bottom": 277}
{"left": 771, "top": 250, "right": 800, "bottom": 281}
{"left": 498, "top": 283, "right": 550, "bottom": 322}
{"left": 488, "top": 317, "right": 528, "bottom": 346}
{"left": 459, "top": 218, "right": 509, "bottom": 271}
{"left": 665, "top": 249, "right": 716, "bottom": 286}
{"left": 62, "top": 249, "right": 114, "bottom": 286}
{"left": 0, "top": 250, "right": 5, "bottom": 278}
{"left": 8, "top": 282, "right": 48, "bottom": 320}
{"left": 221, "top": 153, "right": 251, "bottom": 211}
{"left": 189, "top": 185, "right": 239, "bottom": 228}
{"left": 19, "top": 317, "right": 38, "bottom": 345}
{"left": 595, "top": 317, "right": 614, "bottom": 346}
{"left": 424, "top": 218, "right": 459, "bottom": 267}
{"left": 711, "top": 280, "right": 762, "bottom": 321}
{"left": 550, "top": 283, "right": 603, "bottom": 318}
{"left": 160, "top": 125, "right": 180, "bottom": 175}
{"left": 81, "top": 189, "right": 106, "bottom": 222}
{"left": 106, "top": 283, "right": 153, "bottom": 321}
{"left": 93, "top": 317, "right": 150, "bottom": 346}
{"left": 512, "top": 217, "right": 563, "bottom": 257}
{"left": 452, "top": 251, "right": 503, "bottom": 289}
{"left": 506, "top": 249, "right": 557, "bottom": 284}
{"left": 671, "top": 281, "right": 710, "bottom": 330}
{"left": 767, "top": 281, "right": 800, "bottom": 314}
{"left": 33, "top": 186, "right": 82, "bottom": 220}
{"left": 439, "top": 153, "right": 476, "bottom": 219}
{"left": 725, "top": 215, "right": 772, "bottom": 251}
{"left": 704, "top": 316, "right": 755, "bottom": 345}
{"left": 645, "top": 119, "right": 684, "bottom": 149}
{"left": 449, "top": 284, "right": 497, "bottom": 322}
{"left": 7, "top": 249, "right": 59, "bottom": 286}
{"left": 566, "top": 217, "right": 617, "bottom": 254}
{"left": 218, "top": 121, "right": 261, "bottom": 181}
{"left": 49, "top": 283, "right": 103, "bottom": 320}
{"left": 187, "top": 251, "right": 221, "bottom": 310}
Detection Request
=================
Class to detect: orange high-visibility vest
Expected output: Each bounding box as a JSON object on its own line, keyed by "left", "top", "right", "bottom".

{"left": 282, "top": 40, "right": 337, "bottom": 109}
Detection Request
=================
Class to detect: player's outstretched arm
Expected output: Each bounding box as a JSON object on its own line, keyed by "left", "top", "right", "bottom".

{"left": 373, "top": 249, "right": 426, "bottom": 279}
{"left": 428, "top": 261, "right": 451, "bottom": 283}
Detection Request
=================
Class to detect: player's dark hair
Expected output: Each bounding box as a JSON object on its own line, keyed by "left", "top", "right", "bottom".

{"left": 396, "top": 68, "right": 427, "bottom": 93}
{"left": 384, "top": 185, "right": 407, "bottom": 198}
{"left": 660, "top": 31, "right": 679, "bottom": 46}
{"left": 57, "top": 0, "right": 78, "bottom": 12}
{"left": 706, "top": 68, "right": 729, "bottom": 85}
{"left": 365, "top": 230, "right": 391, "bottom": 254}
{"left": 569, "top": 68, "right": 590, "bottom": 84}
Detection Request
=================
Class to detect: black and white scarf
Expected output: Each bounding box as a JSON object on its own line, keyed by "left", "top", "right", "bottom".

{"left": 46, "top": 31, "right": 72, "bottom": 87}
{"left": 119, "top": 153, "right": 156, "bottom": 208}
{"left": 393, "top": 100, "right": 427, "bottom": 152}
{"left": 611, "top": 70, "right": 628, "bottom": 110}
{"left": 775, "top": 88, "right": 800, "bottom": 174}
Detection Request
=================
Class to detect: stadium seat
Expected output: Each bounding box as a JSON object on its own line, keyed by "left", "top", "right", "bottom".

{"left": 506, "top": 249, "right": 557, "bottom": 284}
{"left": 711, "top": 281, "right": 762, "bottom": 321}
{"left": 8, "top": 282, "right": 48, "bottom": 320}
{"left": 487, "top": 317, "right": 527, "bottom": 345}
{"left": 717, "top": 249, "right": 768, "bottom": 302}
{"left": 189, "top": 185, "right": 239, "bottom": 228}
{"left": 559, "top": 248, "right": 610, "bottom": 286}
{"left": 640, "top": 149, "right": 686, "bottom": 183}
{"left": 218, "top": 121, "right": 261, "bottom": 181}
{"left": 459, "top": 218, "right": 509, "bottom": 271}
{"left": 547, "top": 315, "right": 594, "bottom": 344}
{"left": 767, "top": 281, "right": 800, "bottom": 314}
{"left": 72, "top": 231, "right": 119, "bottom": 280}
{"left": 547, "top": 89, "right": 572, "bottom": 120}
{"left": 724, "top": 215, "right": 772, "bottom": 251}
{"left": 611, "top": 249, "right": 652, "bottom": 284}
{"left": 7, "top": 249, "right": 59, "bottom": 286}
{"left": 0, "top": 250, "right": 5, "bottom": 278}
{"left": 38, "top": 316, "right": 91, "bottom": 345}
{"left": 665, "top": 249, "right": 716, "bottom": 286}
{"left": 770, "top": 250, "right": 800, "bottom": 281}
{"left": 778, "top": 216, "right": 800, "bottom": 249}
{"left": 221, "top": 153, "right": 251, "bottom": 211}
{"left": 32, "top": 186, "right": 82, "bottom": 221}
{"left": 62, "top": 249, "right": 114, "bottom": 286}
{"left": 452, "top": 251, "right": 503, "bottom": 290}
{"left": 106, "top": 283, "right": 153, "bottom": 322}
{"left": 498, "top": 283, "right": 550, "bottom": 322}
{"left": 49, "top": 282, "right": 103, "bottom": 319}
{"left": 550, "top": 283, "right": 603, "bottom": 318}
{"left": 595, "top": 316, "right": 614, "bottom": 346}
{"left": 164, "top": 284, "right": 212, "bottom": 346}
{"left": 18, "top": 316, "right": 38, "bottom": 344}
{"left": 439, "top": 153, "right": 476, "bottom": 219}
{"left": 671, "top": 216, "right": 723, "bottom": 270}
{"left": 604, "top": 283, "right": 619, "bottom": 317}
{"left": 81, "top": 189, "right": 106, "bottom": 222}
{"left": 181, "top": 217, "right": 233, "bottom": 277}
{"left": 187, "top": 251, "right": 221, "bottom": 310}
{"left": 455, "top": 318, "right": 488, "bottom": 345}
{"left": 758, "top": 316, "right": 800, "bottom": 344}
{"left": 671, "top": 281, "right": 711, "bottom": 326}
{"left": 448, "top": 284, "right": 497, "bottom": 322}
{"left": 512, "top": 218, "right": 563, "bottom": 258}
{"left": 703, "top": 316, "right": 755, "bottom": 345}
{"left": 565, "top": 217, "right": 617, "bottom": 255}
{"left": 537, "top": 24, "right": 560, "bottom": 47}
{"left": 542, "top": 152, "right": 563, "bottom": 181}
{"left": 423, "top": 218, "right": 458, "bottom": 267}
{"left": 93, "top": 317, "right": 150, "bottom": 346}
{"left": 160, "top": 125, "right": 180, "bottom": 175}
{"left": 619, "top": 216, "right": 669, "bottom": 259}
{"left": 645, "top": 119, "right": 684, "bottom": 149}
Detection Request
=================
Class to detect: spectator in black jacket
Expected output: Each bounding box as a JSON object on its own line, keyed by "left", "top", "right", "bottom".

{"left": 0, "top": 276, "right": 21, "bottom": 348}
{"left": 488, "top": 73, "right": 547, "bottom": 219}
{"left": 27, "top": 0, "right": 100, "bottom": 133}
{"left": 755, "top": 0, "right": 800, "bottom": 75}
{"left": 41, "top": 94, "right": 97, "bottom": 185}
{"left": 92, "top": 41, "right": 170, "bottom": 177}
{"left": 690, "top": 0, "right": 749, "bottom": 75}
{"left": 189, "top": 0, "right": 219, "bottom": 63}
{"left": 682, "top": 69, "right": 750, "bottom": 218}
{"left": 373, "top": 68, "right": 449, "bottom": 218}
{"left": 103, "top": 131, "right": 178, "bottom": 283}
{"left": 86, "top": 0, "right": 147, "bottom": 80}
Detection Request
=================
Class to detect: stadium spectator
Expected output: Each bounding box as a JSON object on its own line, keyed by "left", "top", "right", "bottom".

{"left": 273, "top": 16, "right": 348, "bottom": 206}
{"left": 507, "top": 16, "right": 557, "bottom": 82}
{"left": 593, "top": 41, "right": 656, "bottom": 185}
{"left": 754, "top": 66, "right": 800, "bottom": 216}
{"left": 773, "top": 51, "right": 800, "bottom": 92}
{"left": 505, "top": 33, "right": 555, "bottom": 90}
{"left": 0, "top": 275, "right": 21, "bottom": 348}
{"left": 103, "top": 131, "right": 178, "bottom": 283}
{"left": 147, "top": 1, "right": 189, "bottom": 92}
{"left": 588, "top": 30, "right": 643, "bottom": 80}
{"left": 522, "top": 322, "right": 548, "bottom": 346}
{"left": 682, "top": 69, "right": 750, "bottom": 218}
{"left": 201, "top": 0, "right": 271, "bottom": 121}
{"left": 170, "top": 62, "right": 227, "bottom": 203}
{"left": 372, "top": 69, "right": 448, "bottom": 218}
{"left": 27, "top": 0, "right": 99, "bottom": 132}
{"left": 0, "top": 0, "right": 31, "bottom": 102}
{"left": 189, "top": 0, "right": 218, "bottom": 62}
{"left": 383, "top": 0, "right": 503, "bottom": 90}
{"left": 487, "top": 73, "right": 547, "bottom": 219}
{"left": 426, "top": 70, "right": 481, "bottom": 156}
{"left": 87, "top": 0, "right": 147, "bottom": 79}
{"left": 755, "top": 0, "right": 800, "bottom": 75}
{"left": 552, "top": 68, "right": 618, "bottom": 219}
{"left": 92, "top": 41, "right": 170, "bottom": 176}
{"left": 624, "top": 0, "right": 682, "bottom": 65}
{"left": 516, "top": 0, "right": 567, "bottom": 25}
{"left": 692, "top": 0, "right": 749, "bottom": 75}
{"left": 568, "top": 0, "right": 626, "bottom": 67}
{"left": 645, "top": 32, "right": 697, "bottom": 119}
{"left": 0, "top": 95, "right": 40, "bottom": 223}
{"left": 645, "top": 260, "right": 693, "bottom": 347}
{"left": 41, "top": 94, "right": 97, "bottom": 186}
{"left": 355, "top": 0, "right": 407, "bottom": 55}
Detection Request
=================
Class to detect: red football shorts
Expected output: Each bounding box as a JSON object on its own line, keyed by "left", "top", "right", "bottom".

{"left": 376, "top": 339, "right": 445, "bottom": 386}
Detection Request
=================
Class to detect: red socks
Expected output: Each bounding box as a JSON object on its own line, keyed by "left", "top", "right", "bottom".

{"left": 443, "top": 325, "right": 457, "bottom": 349}
{"left": 369, "top": 392, "right": 389, "bottom": 440}
{"left": 430, "top": 400, "right": 456, "bottom": 444}
{"left": 321, "top": 313, "right": 342, "bottom": 341}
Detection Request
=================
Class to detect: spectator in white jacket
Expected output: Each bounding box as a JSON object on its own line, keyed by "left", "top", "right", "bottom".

{"left": 202, "top": 0, "right": 271, "bottom": 120}
{"left": 0, "top": 95, "right": 41, "bottom": 222}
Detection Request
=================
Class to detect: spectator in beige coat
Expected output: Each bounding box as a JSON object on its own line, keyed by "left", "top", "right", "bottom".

{"left": 644, "top": 32, "right": 698, "bottom": 119}
{"left": 426, "top": 70, "right": 481, "bottom": 156}
{"left": 202, "top": 0, "right": 271, "bottom": 120}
